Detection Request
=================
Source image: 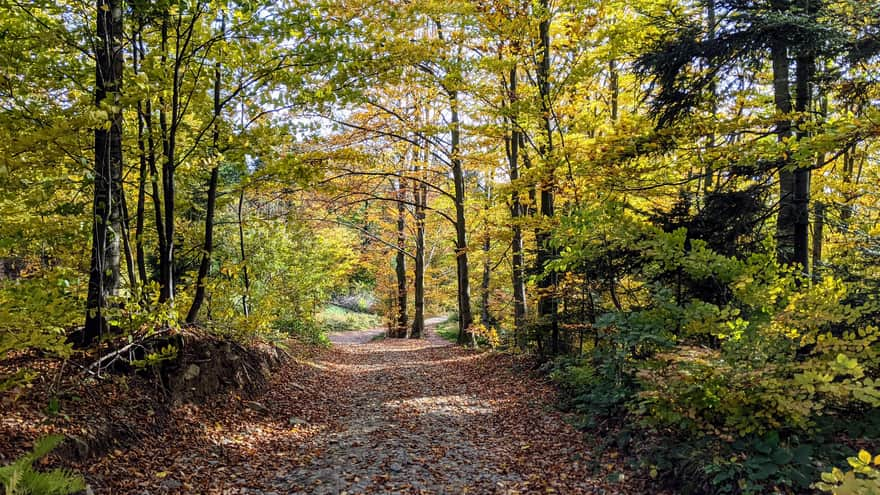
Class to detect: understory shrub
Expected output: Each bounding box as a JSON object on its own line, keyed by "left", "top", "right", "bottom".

{"left": 551, "top": 220, "right": 880, "bottom": 494}
{"left": 272, "top": 317, "right": 329, "bottom": 347}
{"left": 816, "top": 450, "right": 880, "bottom": 495}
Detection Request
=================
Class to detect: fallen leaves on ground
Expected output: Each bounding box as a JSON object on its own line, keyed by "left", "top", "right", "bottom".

{"left": 2, "top": 326, "right": 652, "bottom": 494}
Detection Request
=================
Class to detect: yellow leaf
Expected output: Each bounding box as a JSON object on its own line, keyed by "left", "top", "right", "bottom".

{"left": 155, "top": 471, "right": 168, "bottom": 479}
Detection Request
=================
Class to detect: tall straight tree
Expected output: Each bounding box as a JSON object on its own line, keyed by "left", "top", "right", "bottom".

{"left": 84, "top": 0, "right": 124, "bottom": 345}
{"left": 533, "top": 0, "right": 560, "bottom": 353}
{"left": 393, "top": 177, "right": 409, "bottom": 337}
{"left": 186, "top": 11, "right": 225, "bottom": 324}
{"left": 506, "top": 63, "right": 528, "bottom": 343}
{"left": 449, "top": 85, "right": 474, "bottom": 344}
{"left": 410, "top": 144, "right": 428, "bottom": 338}
{"left": 771, "top": 0, "right": 796, "bottom": 266}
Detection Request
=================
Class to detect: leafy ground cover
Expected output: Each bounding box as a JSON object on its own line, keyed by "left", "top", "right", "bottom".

{"left": 1, "top": 325, "right": 649, "bottom": 494}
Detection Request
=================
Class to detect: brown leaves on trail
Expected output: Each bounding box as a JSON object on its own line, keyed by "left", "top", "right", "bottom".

{"left": 2, "top": 330, "right": 643, "bottom": 494}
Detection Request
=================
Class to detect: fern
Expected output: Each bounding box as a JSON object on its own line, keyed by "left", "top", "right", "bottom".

{"left": 0, "top": 435, "right": 86, "bottom": 495}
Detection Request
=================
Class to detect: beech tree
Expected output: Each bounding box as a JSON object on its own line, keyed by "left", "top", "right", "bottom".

{"left": 83, "top": 0, "right": 125, "bottom": 345}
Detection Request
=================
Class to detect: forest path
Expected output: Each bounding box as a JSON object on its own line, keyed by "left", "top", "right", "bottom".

{"left": 81, "top": 321, "right": 616, "bottom": 494}
{"left": 261, "top": 322, "right": 605, "bottom": 494}
{"left": 327, "top": 316, "right": 449, "bottom": 345}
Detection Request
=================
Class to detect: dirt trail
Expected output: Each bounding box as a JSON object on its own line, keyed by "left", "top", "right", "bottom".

{"left": 78, "top": 321, "right": 619, "bottom": 494}
{"left": 327, "top": 316, "right": 449, "bottom": 345}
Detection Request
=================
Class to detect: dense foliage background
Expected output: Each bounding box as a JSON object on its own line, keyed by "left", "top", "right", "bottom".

{"left": 1, "top": 0, "right": 879, "bottom": 493}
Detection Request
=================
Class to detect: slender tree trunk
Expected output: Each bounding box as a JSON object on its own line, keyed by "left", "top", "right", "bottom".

{"left": 841, "top": 144, "right": 855, "bottom": 227}
{"left": 811, "top": 90, "right": 828, "bottom": 277}
{"left": 119, "top": 187, "right": 137, "bottom": 289}
{"left": 238, "top": 188, "right": 250, "bottom": 317}
{"left": 609, "top": 59, "right": 619, "bottom": 123}
{"left": 411, "top": 158, "right": 426, "bottom": 339}
{"left": 480, "top": 184, "right": 492, "bottom": 328}
{"left": 535, "top": 0, "right": 560, "bottom": 354}
{"left": 393, "top": 180, "right": 408, "bottom": 338}
{"left": 520, "top": 132, "right": 539, "bottom": 352}
{"left": 450, "top": 90, "right": 474, "bottom": 345}
{"left": 134, "top": 28, "right": 148, "bottom": 289}
{"left": 140, "top": 16, "right": 164, "bottom": 285}
{"left": 145, "top": 97, "right": 165, "bottom": 286}
{"left": 186, "top": 12, "right": 225, "bottom": 324}
{"left": 158, "top": 13, "right": 176, "bottom": 303}
{"left": 812, "top": 201, "right": 824, "bottom": 276}
{"left": 507, "top": 65, "right": 527, "bottom": 345}
{"left": 83, "top": 0, "right": 124, "bottom": 345}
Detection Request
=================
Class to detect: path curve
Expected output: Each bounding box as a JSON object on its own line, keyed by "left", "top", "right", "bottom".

{"left": 328, "top": 316, "right": 449, "bottom": 345}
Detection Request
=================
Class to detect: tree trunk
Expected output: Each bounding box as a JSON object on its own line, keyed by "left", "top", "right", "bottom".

{"left": 119, "top": 185, "right": 137, "bottom": 289}
{"left": 186, "top": 12, "right": 225, "bottom": 324}
{"left": 771, "top": 31, "right": 794, "bottom": 266}
{"left": 145, "top": 96, "right": 165, "bottom": 287}
{"left": 139, "top": 22, "right": 164, "bottom": 288}
{"left": 535, "top": 0, "right": 560, "bottom": 354}
{"left": 792, "top": 54, "right": 813, "bottom": 271}
{"left": 450, "top": 90, "right": 474, "bottom": 345}
{"left": 811, "top": 89, "right": 828, "bottom": 277}
{"left": 841, "top": 144, "right": 855, "bottom": 228}
{"left": 83, "top": 0, "right": 124, "bottom": 345}
{"left": 609, "top": 59, "right": 619, "bottom": 123}
{"left": 238, "top": 188, "right": 250, "bottom": 317}
{"left": 411, "top": 158, "right": 427, "bottom": 339}
{"left": 393, "top": 180, "right": 408, "bottom": 338}
{"left": 133, "top": 27, "right": 148, "bottom": 289}
{"left": 158, "top": 13, "right": 176, "bottom": 303}
{"left": 506, "top": 65, "right": 527, "bottom": 345}
{"left": 812, "top": 201, "right": 824, "bottom": 276}
{"left": 480, "top": 183, "right": 493, "bottom": 328}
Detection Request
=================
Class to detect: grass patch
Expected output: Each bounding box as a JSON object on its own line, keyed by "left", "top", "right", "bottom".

{"left": 436, "top": 320, "right": 459, "bottom": 343}
{"left": 317, "top": 304, "right": 381, "bottom": 332}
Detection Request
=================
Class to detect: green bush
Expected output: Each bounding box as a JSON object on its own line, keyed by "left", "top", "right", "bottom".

{"left": 551, "top": 356, "right": 635, "bottom": 428}
{"left": 551, "top": 222, "right": 880, "bottom": 494}
{"left": 272, "top": 317, "right": 329, "bottom": 347}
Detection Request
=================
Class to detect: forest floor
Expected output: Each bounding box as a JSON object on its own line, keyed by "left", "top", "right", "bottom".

{"left": 4, "top": 321, "right": 644, "bottom": 494}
